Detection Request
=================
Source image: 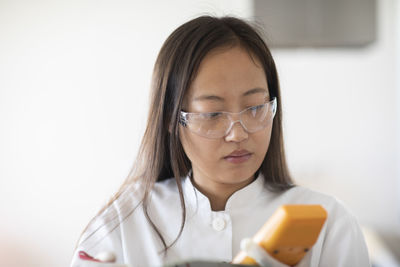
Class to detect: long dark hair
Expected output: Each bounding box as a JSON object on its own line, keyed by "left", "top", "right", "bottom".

{"left": 77, "top": 15, "right": 294, "bottom": 255}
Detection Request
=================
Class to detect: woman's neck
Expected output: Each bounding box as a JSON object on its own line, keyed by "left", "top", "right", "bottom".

{"left": 190, "top": 172, "right": 255, "bottom": 211}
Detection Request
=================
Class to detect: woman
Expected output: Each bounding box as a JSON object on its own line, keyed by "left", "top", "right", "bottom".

{"left": 71, "top": 16, "right": 370, "bottom": 267}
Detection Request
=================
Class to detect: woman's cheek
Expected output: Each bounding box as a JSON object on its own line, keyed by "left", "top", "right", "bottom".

{"left": 254, "top": 128, "right": 272, "bottom": 158}
{"left": 193, "top": 138, "right": 220, "bottom": 165}
{"left": 180, "top": 129, "right": 219, "bottom": 167}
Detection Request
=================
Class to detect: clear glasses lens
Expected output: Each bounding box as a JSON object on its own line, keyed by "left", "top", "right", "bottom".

{"left": 241, "top": 103, "right": 271, "bottom": 132}
{"left": 181, "top": 98, "right": 277, "bottom": 138}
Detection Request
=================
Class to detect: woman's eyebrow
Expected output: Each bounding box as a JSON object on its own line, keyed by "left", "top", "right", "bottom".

{"left": 193, "top": 95, "right": 224, "bottom": 102}
{"left": 242, "top": 87, "right": 268, "bottom": 96}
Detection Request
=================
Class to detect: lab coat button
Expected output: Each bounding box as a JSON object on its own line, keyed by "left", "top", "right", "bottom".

{"left": 212, "top": 217, "right": 226, "bottom": 231}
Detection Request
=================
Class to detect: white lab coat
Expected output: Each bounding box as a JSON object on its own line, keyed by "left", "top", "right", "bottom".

{"left": 71, "top": 174, "right": 371, "bottom": 267}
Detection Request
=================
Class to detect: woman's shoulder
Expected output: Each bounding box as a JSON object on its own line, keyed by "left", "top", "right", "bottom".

{"left": 280, "top": 185, "right": 370, "bottom": 264}
{"left": 277, "top": 185, "right": 357, "bottom": 219}
{"left": 100, "top": 178, "right": 178, "bottom": 212}
{"left": 282, "top": 185, "right": 339, "bottom": 204}
{"left": 286, "top": 186, "right": 370, "bottom": 265}
{"left": 89, "top": 178, "right": 179, "bottom": 223}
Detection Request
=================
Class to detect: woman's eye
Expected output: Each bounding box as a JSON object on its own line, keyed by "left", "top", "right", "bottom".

{"left": 202, "top": 112, "right": 222, "bottom": 119}
{"left": 249, "top": 104, "right": 264, "bottom": 111}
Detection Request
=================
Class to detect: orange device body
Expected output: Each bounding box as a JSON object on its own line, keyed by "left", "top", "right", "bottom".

{"left": 232, "top": 205, "right": 327, "bottom": 266}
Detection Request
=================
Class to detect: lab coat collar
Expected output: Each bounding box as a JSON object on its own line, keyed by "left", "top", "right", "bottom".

{"left": 183, "top": 171, "right": 266, "bottom": 213}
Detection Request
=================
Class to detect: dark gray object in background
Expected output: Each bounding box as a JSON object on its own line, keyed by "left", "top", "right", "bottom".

{"left": 253, "top": 0, "right": 376, "bottom": 48}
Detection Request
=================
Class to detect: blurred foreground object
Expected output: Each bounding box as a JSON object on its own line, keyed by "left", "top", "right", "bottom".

{"left": 232, "top": 205, "right": 327, "bottom": 266}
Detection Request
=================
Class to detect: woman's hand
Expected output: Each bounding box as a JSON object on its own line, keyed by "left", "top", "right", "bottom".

{"left": 76, "top": 251, "right": 130, "bottom": 267}
{"left": 240, "top": 239, "right": 290, "bottom": 267}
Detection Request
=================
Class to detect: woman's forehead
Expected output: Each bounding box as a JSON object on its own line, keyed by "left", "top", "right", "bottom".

{"left": 185, "top": 46, "right": 269, "bottom": 102}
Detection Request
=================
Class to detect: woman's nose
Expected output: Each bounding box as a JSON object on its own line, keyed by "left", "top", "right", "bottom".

{"left": 224, "top": 121, "right": 249, "bottom": 142}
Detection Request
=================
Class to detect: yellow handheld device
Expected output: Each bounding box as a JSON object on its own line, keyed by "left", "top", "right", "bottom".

{"left": 232, "top": 205, "right": 327, "bottom": 266}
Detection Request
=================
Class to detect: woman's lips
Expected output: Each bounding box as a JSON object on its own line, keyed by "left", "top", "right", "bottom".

{"left": 224, "top": 153, "right": 252, "bottom": 164}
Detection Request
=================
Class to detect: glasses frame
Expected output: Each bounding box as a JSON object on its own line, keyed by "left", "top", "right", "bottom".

{"left": 179, "top": 97, "right": 277, "bottom": 139}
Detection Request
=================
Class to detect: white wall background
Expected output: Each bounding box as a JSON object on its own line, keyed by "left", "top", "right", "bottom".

{"left": 0, "top": 0, "right": 398, "bottom": 266}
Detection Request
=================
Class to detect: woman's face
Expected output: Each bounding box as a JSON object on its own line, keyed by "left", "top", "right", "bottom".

{"left": 179, "top": 46, "right": 273, "bottom": 189}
